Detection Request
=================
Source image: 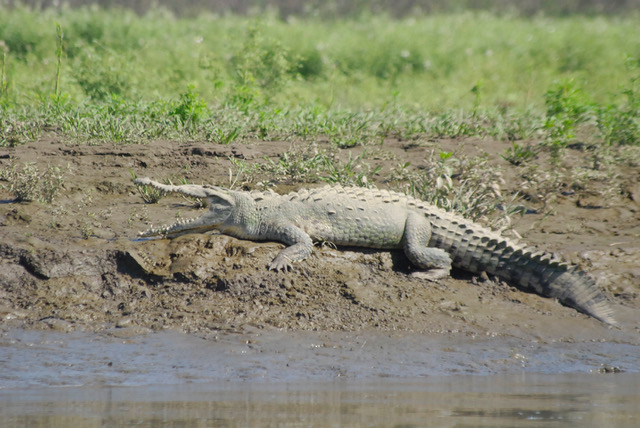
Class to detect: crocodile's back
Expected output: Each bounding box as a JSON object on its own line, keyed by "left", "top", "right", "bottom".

{"left": 272, "top": 186, "right": 408, "bottom": 248}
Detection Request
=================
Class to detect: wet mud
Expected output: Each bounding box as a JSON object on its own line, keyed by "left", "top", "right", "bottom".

{"left": 1, "top": 137, "right": 639, "bottom": 382}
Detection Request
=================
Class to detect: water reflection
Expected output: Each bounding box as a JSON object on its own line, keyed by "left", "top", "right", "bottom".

{"left": 2, "top": 373, "right": 638, "bottom": 427}
{"left": 1, "top": 328, "right": 638, "bottom": 427}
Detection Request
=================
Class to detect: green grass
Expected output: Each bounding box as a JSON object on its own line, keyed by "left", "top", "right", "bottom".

{"left": 0, "top": 6, "right": 638, "bottom": 111}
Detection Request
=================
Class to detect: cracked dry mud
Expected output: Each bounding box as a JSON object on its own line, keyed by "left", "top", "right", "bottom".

{"left": 1, "top": 137, "right": 639, "bottom": 346}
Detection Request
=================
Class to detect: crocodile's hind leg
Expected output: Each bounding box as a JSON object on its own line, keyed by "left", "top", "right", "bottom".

{"left": 402, "top": 211, "right": 452, "bottom": 280}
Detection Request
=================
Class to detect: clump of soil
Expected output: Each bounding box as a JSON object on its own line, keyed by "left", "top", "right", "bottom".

{"left": 1, "top": 137, "right": 639, "bottom": 343}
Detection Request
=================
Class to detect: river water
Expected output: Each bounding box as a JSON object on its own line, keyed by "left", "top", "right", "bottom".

{"left": 1, "top": 328, "right": 638, "bottom": 427}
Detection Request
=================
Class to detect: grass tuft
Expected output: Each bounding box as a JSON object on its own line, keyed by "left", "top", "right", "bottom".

{"left": 1, "top": 161, "right": 66, "bottom": 203}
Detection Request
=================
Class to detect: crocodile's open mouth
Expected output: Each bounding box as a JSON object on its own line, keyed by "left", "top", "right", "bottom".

{"left": 139, "top": 216, "right": 218, "bottom": 238}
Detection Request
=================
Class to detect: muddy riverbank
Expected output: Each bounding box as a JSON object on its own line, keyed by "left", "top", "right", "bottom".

{"left": 1, "top": 137, "right": 639, "bottom": 342}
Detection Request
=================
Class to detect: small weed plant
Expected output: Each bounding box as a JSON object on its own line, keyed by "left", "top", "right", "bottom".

{"left": 131, "top": 170, "right": 166, "bottom": 204}
{"left": 596, "top": 57, "right": 640, "bottom": 146}
{"left": 170, "top": 85, "right": 209, "bottom": 130}
{"left": 0, "top": 41, "right": 8, "bottom": 100}
{"left": 501, "top": 142, "right": 539, "bottom": 166}
{"left": 320, "top": 151, "right": 381, "bottom": 188}
{"left": 262, "top": 143, "right": 328, "bottom": 184}
{"left": 226, "top": 22, "right": 293, "bottom": 111}
{"left": 1, "top": 162, "right": 66, "bottom": 203}
{"left": 391, "top": 151, "right": 526, "bottom": 231}
{"left": 542, "top": 79, "right": 591, "bottom": 159}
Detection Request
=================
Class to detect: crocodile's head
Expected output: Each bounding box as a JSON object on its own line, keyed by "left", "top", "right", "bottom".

{"left": 138, "top": 187, "right": 236, "bottom": 239}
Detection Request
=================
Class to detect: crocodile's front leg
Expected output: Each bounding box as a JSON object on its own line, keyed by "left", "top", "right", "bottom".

{"left": 266, "top": 223, "right": 314, "bottom": 271}
{"left": 403, "top": 211, "right": 452, "bottom": 280}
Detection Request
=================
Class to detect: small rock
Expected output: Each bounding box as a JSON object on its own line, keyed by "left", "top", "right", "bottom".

{"left": 107, "top": 325, "right": 152, "bottom": 338}
{"left": 115, "top": 317, "right": 133, "bottom": 328}
{"left": 42, "top": 318, "right": 74, "bottom": 332}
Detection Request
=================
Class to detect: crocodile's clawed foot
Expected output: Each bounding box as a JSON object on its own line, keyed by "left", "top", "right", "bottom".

{"left": 268, "top": 257, "right": 293, "bottom": 272}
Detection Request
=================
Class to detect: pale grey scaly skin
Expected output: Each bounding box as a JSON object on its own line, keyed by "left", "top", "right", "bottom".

{"left": 133, "top": 177, "right": 616, "bottom": 325}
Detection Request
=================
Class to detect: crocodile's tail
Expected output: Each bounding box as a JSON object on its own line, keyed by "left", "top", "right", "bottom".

{"left": 490, "top": 247, "right": 615, "bottom": 325}
{"left": 428, "top": 215, "right": 616, "bottom": 325}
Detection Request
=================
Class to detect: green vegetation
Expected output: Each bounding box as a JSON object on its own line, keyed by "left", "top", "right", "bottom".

{"left": 0, "top": 4, "right": 639, "bottom": 224}
{"left": 130, "top": 171, "right": 166, "bottom": 204}
{"left": 0, "top": 161, "right": 66, "bottom": 203}
{"left": 1, "top": 6, "right": 638, "bottom": 110}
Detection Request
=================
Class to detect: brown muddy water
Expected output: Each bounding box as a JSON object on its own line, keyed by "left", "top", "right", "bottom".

{"left": 1, "top": 328, "right": 639, "bottom": 427}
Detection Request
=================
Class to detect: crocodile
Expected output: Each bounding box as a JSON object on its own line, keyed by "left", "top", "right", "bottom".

{"left": 133, "top": 177, "right": 616, "bottom": 325}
